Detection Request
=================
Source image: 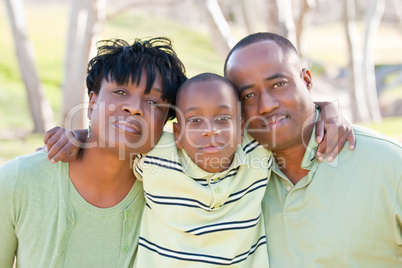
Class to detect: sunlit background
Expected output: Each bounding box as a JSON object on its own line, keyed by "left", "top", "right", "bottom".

{"left": 1, "top": 0, "right": 402, "bottom": 164}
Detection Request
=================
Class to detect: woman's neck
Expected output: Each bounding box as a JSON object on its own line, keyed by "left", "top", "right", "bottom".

{"left": 69, "top": 147, "right": 136, "bottom": 208}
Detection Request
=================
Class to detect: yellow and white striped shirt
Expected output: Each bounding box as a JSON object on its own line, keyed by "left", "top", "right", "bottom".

{"left": 134, "top": 131, "right": 272, "bottom": 267}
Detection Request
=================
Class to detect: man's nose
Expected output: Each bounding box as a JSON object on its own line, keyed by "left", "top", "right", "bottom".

{"left": 258, "top": 90, "right": 279, "bottom": 115}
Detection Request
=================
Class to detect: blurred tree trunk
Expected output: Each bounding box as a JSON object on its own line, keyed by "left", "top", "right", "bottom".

{"left": 265, "top": 0, "right": 280, "bottom": 32}
{"left": 236, "top": 0, "right": 253, "bottom": 34}
{"left": 362, "top": 0, "right": 384, "bottom": 123}
{"left": 344, "top": 0, "right": 370, "bottom": 123}
{"left": 295, "top": 0, "right": 316, "bottom": 59}
{"left": 5, "top": 0, "right": 54, "bottom": 133}
{"left": 107, "top": 0, "right": 178, "bottom": 20}
{"left": 193, "top": 0, "right": 237, "bottom": 57}
{"left": 391, "top": 0, "right": 402, "bottom": 26}
{"left": 62, "top": 0, "right": 106, "bottom": 130}
{"left": 273, "top": 0, "right": 297, "bottom": 47}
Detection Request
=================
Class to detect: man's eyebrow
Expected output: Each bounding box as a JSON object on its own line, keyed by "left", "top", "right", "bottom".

{"left": 264, "top": 73, "right": 285, "bottom": 82}
{"left": 238, "top": 73, "right": 285, "bottom": 93}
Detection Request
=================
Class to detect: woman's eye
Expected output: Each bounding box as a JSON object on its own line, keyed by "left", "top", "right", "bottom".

{"left": 146, "top": 100, "right": 158, "bottom": 106}
{"left": 114, "top": 90, "right": 126, "bottom": 95}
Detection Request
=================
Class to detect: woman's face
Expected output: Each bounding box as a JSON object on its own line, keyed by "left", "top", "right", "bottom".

{"left": 87, "top": 71, "right": 170, "bottom": 158}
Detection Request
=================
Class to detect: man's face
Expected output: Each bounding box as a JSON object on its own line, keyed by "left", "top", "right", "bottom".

{"left": 225, "top": 41, "right": 316, "bottom": 151}
{"left": 88, "top": 71, "right": 169, "bottom": 157}
{"left": 173, "top": 80, "right": 243, "bottom": 173}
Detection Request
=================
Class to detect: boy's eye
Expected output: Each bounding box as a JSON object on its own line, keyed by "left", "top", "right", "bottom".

{"left": 188, "top": 117, "right": 201, "bottom": 123}
{"left": 216, "top": 115, "right": 231, "bottom": 121}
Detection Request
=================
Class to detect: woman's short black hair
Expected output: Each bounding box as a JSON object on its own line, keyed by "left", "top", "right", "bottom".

{"left": 86, "top": 37, "right": 187, "bottom": 120}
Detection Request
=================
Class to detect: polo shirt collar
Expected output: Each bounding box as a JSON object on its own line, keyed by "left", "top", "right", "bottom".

{"left": 178, "top": 144, "right": 247, "bottom": 179}
{"left": 301, "top": 108, "right": 320, "bottom": 170}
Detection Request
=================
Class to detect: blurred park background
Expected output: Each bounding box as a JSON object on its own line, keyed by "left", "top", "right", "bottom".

{"left": 1, "top": 0, "right": 402, "bottom": 165}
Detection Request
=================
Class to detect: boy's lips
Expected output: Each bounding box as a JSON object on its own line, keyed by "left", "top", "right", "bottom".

{"left": 198, "top": 143, "right": 226, "bottom": 154}
{"left": 113, "top": 120, "right": 141, "bottom": 135}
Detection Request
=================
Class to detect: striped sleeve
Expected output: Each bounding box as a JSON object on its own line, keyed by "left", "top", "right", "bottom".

{"left": 133, "top": 154, "right": 144, "bottom": 181}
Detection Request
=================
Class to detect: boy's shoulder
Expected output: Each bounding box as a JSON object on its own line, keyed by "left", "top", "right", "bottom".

{"left": 145, "top": 131, "right": 178, "bottom": 158}
{"left": 241, "top": 131, "right": 271, "bottom": 156}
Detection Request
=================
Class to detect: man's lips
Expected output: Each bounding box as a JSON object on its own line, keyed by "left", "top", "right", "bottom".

{"left": 113, "top": 120, "right": 141, "bottom": 135}
{"left": 261, "top": 115, "right": 288, "bottom": 128}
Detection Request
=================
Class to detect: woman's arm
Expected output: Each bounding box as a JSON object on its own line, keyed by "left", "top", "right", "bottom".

{"left": 0, "top": 163, "right": 18, "bottom": 267}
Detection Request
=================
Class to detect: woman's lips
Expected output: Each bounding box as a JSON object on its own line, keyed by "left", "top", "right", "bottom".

{"left": 113, "top": 120, "right": 141, "bottom": 135}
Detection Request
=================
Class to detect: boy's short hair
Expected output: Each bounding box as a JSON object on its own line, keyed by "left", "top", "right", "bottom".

{"left": 86, "top": 37, "right": 187, "bottom": 120}
{"left": 176, "top": 72, "right": 239, "bottom": 103}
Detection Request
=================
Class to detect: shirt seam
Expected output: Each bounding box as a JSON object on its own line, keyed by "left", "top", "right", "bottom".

{"left": 392, "top": 174, "right": 402, "bottom": 248}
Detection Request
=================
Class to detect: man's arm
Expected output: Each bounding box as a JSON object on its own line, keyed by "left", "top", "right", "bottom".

{"left": 0, "top": 162, "right": 18, "bottom": 267}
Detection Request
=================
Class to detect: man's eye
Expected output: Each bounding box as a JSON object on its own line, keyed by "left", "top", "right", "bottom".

{"left": 242, "top": 93, "right": 254, "bottom": 100}
{"left": 273, "top": 81, "right": 286, "bottom": 88}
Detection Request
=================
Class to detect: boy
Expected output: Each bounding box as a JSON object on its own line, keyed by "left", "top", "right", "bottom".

{"left": 133, "top": 73, "right": 272, "bottom": 267}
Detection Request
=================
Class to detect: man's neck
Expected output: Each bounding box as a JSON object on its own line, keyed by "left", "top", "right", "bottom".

{"left": 273, "top": 143, "right": 309, "bottom": 185}
{"left": 69, "top": 147, "right": 136, "bottom": 208}
{"left": 272, "top": 122, "right": 315, "bottom": 185}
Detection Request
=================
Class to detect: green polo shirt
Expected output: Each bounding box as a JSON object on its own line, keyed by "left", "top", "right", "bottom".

{"left": 262, "top": 124, "right": 402, "bottom": 267}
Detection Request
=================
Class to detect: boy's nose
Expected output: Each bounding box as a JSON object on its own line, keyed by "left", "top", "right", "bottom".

{"left": 202, "top": 121, "right": 221, "bottom": 137}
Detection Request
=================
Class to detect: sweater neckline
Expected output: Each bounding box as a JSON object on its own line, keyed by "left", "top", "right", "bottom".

{"left": 67, "top": 175, "right": 142, "bottom": 217}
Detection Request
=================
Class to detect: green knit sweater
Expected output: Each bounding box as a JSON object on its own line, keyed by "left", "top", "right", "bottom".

{"left": 0, "top": 151, "right": 145, "bottom": 268}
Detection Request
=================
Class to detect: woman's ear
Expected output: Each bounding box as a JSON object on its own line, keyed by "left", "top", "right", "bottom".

{"left": 302, "top": 68, "right": 313, "bottom": 92}
{"left": 87, "top": 91, "right": 97, "bottom": 118}
{"left": 173, "top": 122, "right": 184, "bottom": 149}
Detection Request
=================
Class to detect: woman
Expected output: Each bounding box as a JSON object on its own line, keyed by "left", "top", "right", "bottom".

{"left": 0, "top": 37, "right": 187, "bottom": 267}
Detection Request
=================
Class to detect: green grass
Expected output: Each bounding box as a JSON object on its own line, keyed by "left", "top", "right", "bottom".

{"left": 362, "top": 116, "right": 402, "bottom": 141}
{"left": 0, "top": 4, "right": 401, "bottom": 166}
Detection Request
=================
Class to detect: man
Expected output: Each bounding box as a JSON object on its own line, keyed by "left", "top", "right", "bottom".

{"left": 224, "top": 32, "right": 402, "bottom": 267}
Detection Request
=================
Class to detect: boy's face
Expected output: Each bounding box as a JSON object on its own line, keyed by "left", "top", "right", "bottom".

{"left": 173, "top": 80, "right": 243, "bottom": 173}
{"left": 88, "top": 71, "right": 169, "bottom": 158}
